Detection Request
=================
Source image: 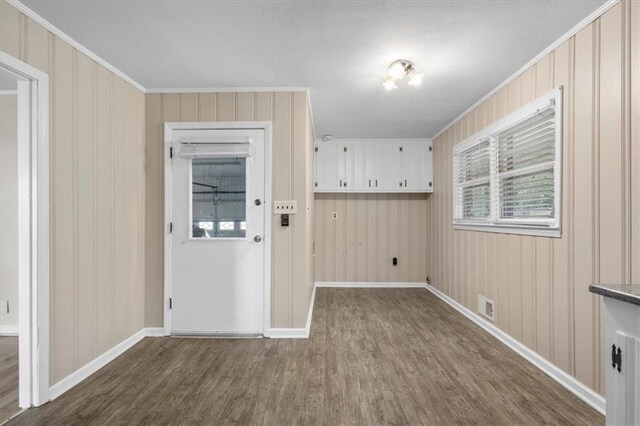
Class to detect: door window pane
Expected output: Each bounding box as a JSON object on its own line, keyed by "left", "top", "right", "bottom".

{"left": 191, "top": 157, "right": 246, "bottom": 238}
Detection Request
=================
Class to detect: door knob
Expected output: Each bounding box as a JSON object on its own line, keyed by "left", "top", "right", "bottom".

{"left": 254, "top": 235, "right": 262, "bottom": 242}
{"left": 254, "top": 199, "right": 262, "bottom": 206}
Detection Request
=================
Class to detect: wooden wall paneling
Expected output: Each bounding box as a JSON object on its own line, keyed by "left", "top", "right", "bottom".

{"left": 75, "top": 53, "right": 96, "bottom": 367}
{"left": 51, "top": 37, "right": 75, "bottom": 382}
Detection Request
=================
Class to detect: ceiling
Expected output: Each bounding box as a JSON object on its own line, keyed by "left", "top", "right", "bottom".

{"left": 22, "top": 0, "right": 606, "bottom": 139}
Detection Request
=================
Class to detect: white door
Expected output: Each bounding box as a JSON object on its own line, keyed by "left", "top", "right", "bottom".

{"left": 169, "top": 128, "right": 266, "bottom": 335}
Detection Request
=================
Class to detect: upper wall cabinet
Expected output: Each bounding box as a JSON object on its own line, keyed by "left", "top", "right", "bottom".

{"left": 315, "top": 139, "right": 433, "bottom": 193}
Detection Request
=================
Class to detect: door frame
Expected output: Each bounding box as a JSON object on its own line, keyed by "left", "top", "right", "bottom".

{"left": 0, "top": 51, "right": 50, "bottom": 407}
{"left": 163, "top": 121, "right": 272, "bottom": 337}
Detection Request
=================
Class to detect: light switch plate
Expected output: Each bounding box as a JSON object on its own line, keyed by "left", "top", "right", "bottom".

{"left": 273, "top": 201, "right": 297, "bottom": 214}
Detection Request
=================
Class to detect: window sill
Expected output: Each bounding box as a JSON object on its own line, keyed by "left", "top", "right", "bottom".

{"left": 453, "top": 223, "right": 561, "bottom": 238}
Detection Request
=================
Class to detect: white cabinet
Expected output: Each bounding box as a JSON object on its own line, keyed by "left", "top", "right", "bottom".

{"left": 603, "top": 296, "right": 640, "bottom": 426}
{"left": 315, "top": 139, "right": 433, "bottom": 193}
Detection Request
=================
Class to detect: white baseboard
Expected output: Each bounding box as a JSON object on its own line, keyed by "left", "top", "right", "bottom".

{"left": 0, "top": 324, "right": 19, "bottom": 336}
{"left": 424, "top": 283, "right": 606, "bottom": 415}
{"left": 143, "top": 327, "right": 165, "bottom": 337}
{"left": 315, "top": 281, "right": 426, "bottom": 288}
{"left": 270, "top": 284, "right": 317, "bottom": 339}
{"left": 48, "top": 327, "right": 164, "bottom": 400}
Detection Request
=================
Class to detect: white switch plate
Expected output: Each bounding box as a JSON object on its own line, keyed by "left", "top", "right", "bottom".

{"left": 273, "top": 201, "right": 297, "bottom": 214}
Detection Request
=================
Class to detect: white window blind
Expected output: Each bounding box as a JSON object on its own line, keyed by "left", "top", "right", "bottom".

{"left": 453, "top": 87, "right": 562, "bottom": 237}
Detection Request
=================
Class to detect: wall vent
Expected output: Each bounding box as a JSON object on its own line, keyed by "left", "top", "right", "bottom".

{"left": 478, "top": 295, "right": 495, "bottom": 322}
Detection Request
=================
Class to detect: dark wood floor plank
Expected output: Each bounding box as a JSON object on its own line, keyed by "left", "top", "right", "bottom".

{"left": 9, "top": 289, "right": 602, "bottom": 425}
{"left": 0, "top": 336, "right": 19, "bottom": 423}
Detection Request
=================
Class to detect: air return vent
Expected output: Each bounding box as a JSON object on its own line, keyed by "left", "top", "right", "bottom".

{"left": 478, "top": 295, "right": 495, "bottom": 322}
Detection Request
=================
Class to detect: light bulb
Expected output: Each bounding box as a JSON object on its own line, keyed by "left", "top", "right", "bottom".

{"left": 407, "top": 69, "right": 424, "bottom": 86}
{"left": 388, "top": 61, "right": 407, "bottom": 80}
{"left": 382, "top": 78, "right": 397, "bottom": 90}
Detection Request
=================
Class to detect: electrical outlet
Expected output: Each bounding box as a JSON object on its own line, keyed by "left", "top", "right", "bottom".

{"left": 273, "top": 201, "right": 297, "bottom": 214}
{"left": 332, "top": 212, "right": 337, "bottom": 220}
{"left": 0, "top": 299, "right": 8, "bottom": 314}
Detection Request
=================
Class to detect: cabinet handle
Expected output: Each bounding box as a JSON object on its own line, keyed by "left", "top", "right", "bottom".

{"left": 405, "top": 179, "right": 407, "bottom": 187}
{"left": 368, "top": 179, "right": 371, "bottom": 187}
{"left": 399, "top": 181, "right": 403, "bottom": 187}
{"left": 375, "top": 179, "right": 378, "bottom": 187}
{"left": 339, "top": 179, "right": 343, "bottom": 187}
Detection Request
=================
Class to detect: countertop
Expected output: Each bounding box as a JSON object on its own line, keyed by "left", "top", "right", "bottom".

{"left": 589, "top": 284, "right": 640, "bottom": 307}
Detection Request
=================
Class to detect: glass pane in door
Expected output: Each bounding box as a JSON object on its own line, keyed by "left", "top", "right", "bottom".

{"left": 191, "top": 157, "right": 246, "bottom": 238}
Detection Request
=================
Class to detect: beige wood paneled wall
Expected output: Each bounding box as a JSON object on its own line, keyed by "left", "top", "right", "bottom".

{"left": 315, "top": 194, "right": 429, "bottom": 283}
{"left": 0, "top": 94, "right": 18, "bottom": 329}
{"left": 428, "top": 1, "right": 640, "bottom": 395}
{"left": 145, "top": 91, "right": 315, "bottom": 329}
{"left": 0, "top": 1, "right": 146, "bottom": 384}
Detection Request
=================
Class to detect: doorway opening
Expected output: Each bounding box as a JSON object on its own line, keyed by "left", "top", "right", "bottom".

{"left": 0, "top": 51, "right": 50, "bottom": 420}
{"left": 164, "top": 122, "right": 272, "bottom": 337}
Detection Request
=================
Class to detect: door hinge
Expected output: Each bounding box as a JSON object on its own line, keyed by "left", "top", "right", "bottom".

{"left": 170, "top": 222, "right": 173, "bottom": 233}
{"left": 169, "top": 147, "right": 173, "bottom": 159}
{"left": 612, "top": 344, "right": 622, "bottom": 373}
{"left": 314, "top": 182, "right": 318, "bottom": 187}
{"left": 343, "top": 146, "right": 347, "bottom": 153}
{"left": 399, "top": 146, "right": 403, "bottom": 152}
{"left": 429, "top": 146, "right": 433, "bottom": 152}
{"left": 315, "top": 146, "right": 318, "bottom": 152}
{"left": 429, "top": 181, "right": 433, "bottom": 188}
{"left": 169, "top": 298, "right": 173, "bottom": 310}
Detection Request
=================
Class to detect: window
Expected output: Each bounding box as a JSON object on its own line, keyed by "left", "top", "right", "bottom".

{"left": 453, "top": 88, "right": 562, "bottom": 237}
{"left": 191, "top": 157, "right": 247, "bottom": 238}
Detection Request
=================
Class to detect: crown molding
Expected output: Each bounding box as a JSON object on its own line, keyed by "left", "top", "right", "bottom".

{"left": 6, "top": 0, "right": 146, "bottom": 92}
{"left": 431, "top": 0, "right": 620, "bottom": 140}
{"left": 144, "top": 86, "right": 308, "bottom": 94}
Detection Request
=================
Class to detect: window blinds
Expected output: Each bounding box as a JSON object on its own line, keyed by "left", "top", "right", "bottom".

{"left": 494, "top": 103, "right": 556, "bottom": 220}
{"left": 454, "top": 139, "right": 490, "bottom": 220}
{"left": 452, "top": 87, "right": 561, "bottom": 235}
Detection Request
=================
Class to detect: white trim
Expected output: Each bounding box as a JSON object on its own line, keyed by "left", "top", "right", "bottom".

{"left": 49, "top": 329, "right": 144, "bottom": 400}
{"left": 424, "top": 283, "right": 606, "bottom": 415}
{"left": 146, "top": 86, "right": 308, "bottom": 94}
{"left": 270, "top": 284, "right": 316, "bottom": 339}
{"left": 431, "top": 0, "right": 619, "bottom": 140}
{"left": 0, "top": 90, "right": 18, "bottom": 95}
{"left": 306, "top": 89, "right": 316, "bottom": 142}
{"left": 0, "top": 51, "right": 50, "bottom": 408}
{"left": 164, "top": 122, "right": 272, "bottom": 337}
{"left": 6, "top": 0, "right": 145, "bottom": 92}
{"left": 0, "top": 325, "right": 19, "bottom": 335}
{"left": 453, "top": 224, "right": 561, "bottom": 238}
{"left": 316, "top": 281, "right": 427, "bottom": 288}
{"left": 143, "top": 327, "right": 165, "bottom": 337}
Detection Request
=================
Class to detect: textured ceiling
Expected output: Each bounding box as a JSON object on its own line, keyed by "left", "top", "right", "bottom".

{"left": 22, "top": 0, "right": 606, "bottom": 138}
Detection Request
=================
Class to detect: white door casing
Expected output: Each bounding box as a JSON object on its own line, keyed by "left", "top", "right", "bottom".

{"left": 164, "top": 122, "right": 272, "bottom": 337}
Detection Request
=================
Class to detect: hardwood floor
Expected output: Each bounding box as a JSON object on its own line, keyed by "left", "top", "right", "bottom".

{"left": 10, "top": 289, "right": 602, "bottom": 425}
{"left": 0, "top": 336, "right": 19, "bottom": 423}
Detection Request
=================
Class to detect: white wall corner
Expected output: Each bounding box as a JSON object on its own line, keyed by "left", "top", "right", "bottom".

{"left": 270, "top": 282, "right": 317, "bottom": 339}
{"left": 424, "top": 283, "right": 606, "bottom": 415}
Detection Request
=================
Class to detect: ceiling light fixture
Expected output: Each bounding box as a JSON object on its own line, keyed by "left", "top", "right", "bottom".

{"left": 383, "top": 59, "right": 423, "bottom": 90}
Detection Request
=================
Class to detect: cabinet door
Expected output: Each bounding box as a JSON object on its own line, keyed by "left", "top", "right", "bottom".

{"left": 376, "top": 142, "right": 401, "bottom": 191}
{"left": 401, "top": 143, "right": 424, "bottom": 191}
{"left": 315, "top": 143, "right": 342, "bottom": 191}
{"left": 608, "top": 331, "right": 640, "bottom": 425}
{"left": 347, "top": 142, "right": 367, "bottom": 191}
{"left": 364, "top": 143, "right": 376, "bottom": 191}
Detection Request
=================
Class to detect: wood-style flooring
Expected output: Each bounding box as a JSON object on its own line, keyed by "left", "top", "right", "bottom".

{"left": 10, "top": 289, "right": 603, "bottom": 425}
{"left": 0, "top": 336, "right": 19, "bottom": 423}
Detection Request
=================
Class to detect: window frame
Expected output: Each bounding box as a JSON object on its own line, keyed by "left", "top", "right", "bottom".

{"left": 452, "top": 87, "right": 563, "bottom": 238}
